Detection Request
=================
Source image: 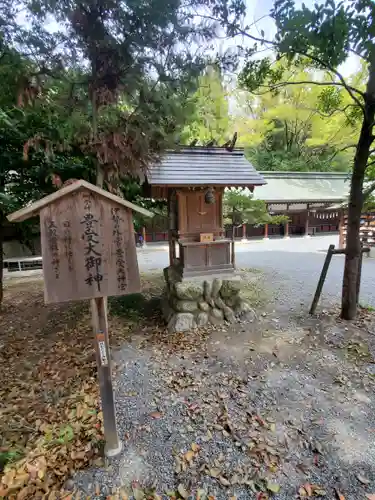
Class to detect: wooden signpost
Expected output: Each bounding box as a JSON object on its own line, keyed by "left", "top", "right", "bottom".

{"left": 8, "top": 180, "right": 153, "bottom": 457}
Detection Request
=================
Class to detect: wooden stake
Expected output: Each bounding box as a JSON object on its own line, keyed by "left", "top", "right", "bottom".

{"left": 91, "top": 297, "right": 122, "bottom": 457}
{"left": 309, "top": 244, "right": 335, "bottom": 315}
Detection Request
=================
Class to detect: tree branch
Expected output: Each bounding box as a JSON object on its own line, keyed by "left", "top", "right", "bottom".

{"left": 195, "top": 13, "right": 365, "bottom": 110}
{"left": 251, "top": 80, "right": 364, "bottom": 96}
{"left": 329, "top": 144, "right": 357, "bottom": 161}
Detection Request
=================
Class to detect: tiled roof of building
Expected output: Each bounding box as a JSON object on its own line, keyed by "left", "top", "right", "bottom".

{"left": 253, "top": 171, "right": 350, "bottom": 203}
{"left": 147, "top": 147, "right": 266, "bottom": 187}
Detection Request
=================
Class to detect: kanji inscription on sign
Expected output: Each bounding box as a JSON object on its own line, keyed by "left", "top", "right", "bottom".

{"left": 39, "top": 189, "right": 141, "bottom": 303}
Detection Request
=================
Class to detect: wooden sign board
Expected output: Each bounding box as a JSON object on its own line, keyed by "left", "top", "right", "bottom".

{"left": 200, "top": 232, "right": 214, "bottom": 243}
{"left": 40, "top": 189, "right": 140, "bottom": 303}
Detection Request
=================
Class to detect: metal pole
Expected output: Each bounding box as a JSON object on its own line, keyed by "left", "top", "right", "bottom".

{"left": 309, "top": 244, "right": 335, "bottom": 315}
{"left": 91, "top": 297, "right": 122, "bottom": 457}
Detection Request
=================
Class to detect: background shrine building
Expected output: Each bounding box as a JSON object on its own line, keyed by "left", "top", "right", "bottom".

{"left": 143, "top": 158, "right": 349, "bottom": 242}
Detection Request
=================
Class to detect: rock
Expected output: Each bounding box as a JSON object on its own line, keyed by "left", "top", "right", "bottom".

{"left": 175, "top": 281, "right": 203, "bottom": 300}
{"left": 214, "top": 296, "right": 226, "bottom": 310}
{"left": 168, "top": 312, "right": 197, "bottom": 332}
{"left": 203, "top": 280, "right": 212, "bottom": 301}
{"left": 173, "top": 299, "right": 198, "bottom": 313}
{"left": 198, "top": 301, "right": 210, "bottom": 312}
{"left": 224, "top": 295, "right": 239, "bottom": 308}
{"left": 207, "top": 297, "right": 215, "bottom": 308}
{"left": 64, "top": 479, "right": 74, "bottom": 491}
{"left": 196, "top": 311, "right": 209, "bottom": 327}
{"left": 211, "top": 307, "right": 224, "bottom": 319}
{"left": 211, "top": 279, "right": 222, "bottom": 298}
{"left": 235, "top": 300, "right": 256, "bottom": 321}
{"left": 220, "top": 279, "right": 242, "bottom": 298}
{"left": 210, "top": 307, "right": 224, "bottom": 325}
{"left": 163, "top": 265, "right": 180, "bottom": 288}
{"left": 223, "top": 305, "right": 236, "bottom": 323}
{"left": 161, "top": 297, "right": 174, "bottom": 323}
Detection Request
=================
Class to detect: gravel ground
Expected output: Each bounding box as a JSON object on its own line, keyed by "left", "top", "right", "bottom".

{"left": 72, "top": 270, "right": 375, "bottom": 500}
{"left": 138, "top": 235, "right": 375, "bottom": 310}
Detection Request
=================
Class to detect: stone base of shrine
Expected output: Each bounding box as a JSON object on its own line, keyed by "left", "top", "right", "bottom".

{"left": 162, "top": 265, "right": 255, "bottom": 333}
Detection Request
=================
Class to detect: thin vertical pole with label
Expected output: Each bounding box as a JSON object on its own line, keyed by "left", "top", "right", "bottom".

{"left": 91, "top": 296, "right": 122, "bottom": 457}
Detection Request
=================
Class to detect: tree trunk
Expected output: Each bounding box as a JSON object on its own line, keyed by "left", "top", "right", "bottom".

{"left": 341, "top": 62, "right": 375, "bottom": 319}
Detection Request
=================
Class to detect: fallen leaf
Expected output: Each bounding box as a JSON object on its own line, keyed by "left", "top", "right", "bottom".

{"left": 184, "top": 450, "right": 195, "bottom": 463}
{"left": 334, "top": 489, "right": 345, "bottom": 500}
{"left": 365, "top": 495, "right": 375, "bottom": 500}
{"left": 219, "top": 476, "right": 230, "bottom": 486}
{"left": 299, "top": 483, "right": 313, "bottom": 497}
{"left": 177, "top": 484, "right": 189, "bottom": 499}
{"left": 357, "top": 473, "right": 371, "bottom": 485}
{"left": 231, "top": 474, "right": 239, "bottom": 485}
{"left": 196, "top": 488, "right": 206, "bottom": 500}
{"left": 312, "top": 441, "right": 324, "bottom": 454}
{"left": 266, "top": 481, "right": 280, "bottom": 493}
{"left": 132, "top": 486, "right": 145, "bottom": 500}
{"left": 209, "top": 468, "right": 221, "bottom": 478}
{"left": 165, "top": 491, "right": 177, "bottom": 498}
{"left": 314, "top": 490, "right": 326, "bottom": 497}
{"left": 150, "top": 411, "right": 163, "bottom": 419}
{"left": 191, "top": 443, "right": 199, "bottom": 452}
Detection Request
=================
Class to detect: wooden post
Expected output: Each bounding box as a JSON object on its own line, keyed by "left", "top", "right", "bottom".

{"left": 241, "top": 223, "right": 247, "bottom": 241}
{"left": 142, "top": 226, "right": 147, "bottom": 247}
{"left": 305, "top": 207, "right": 310, "bottom": 237}
{"left": 309, "top": 244, "right": 335, "bottom": 315}
{"left": 264, "top": 223, "right": 269, "bottom": 239}
{"left": 338, "top": 211, "right": 345, "bottom": 249}
{"left": 91, "top": 297, "right": 122, "bottom": 457}
{"left": 284, "top": 220, "right": 289, "bottom": 239}
{"left": 231, "top": 226, "right": 235, "bottom": 268}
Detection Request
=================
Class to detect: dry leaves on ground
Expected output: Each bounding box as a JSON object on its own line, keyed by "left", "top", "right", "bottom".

{"left": 0, "top": 276, "right": 164, "bottom": 499}
{"left": 0, "top": 283, "right": 106, "bottom": 498}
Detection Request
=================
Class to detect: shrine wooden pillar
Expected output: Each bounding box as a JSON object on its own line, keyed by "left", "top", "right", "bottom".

{"left": 305, "top": 204, "right": 310, "bottom": 237}
{"left": 242, "top": 223, "right": 247, "bottom": 241}
{"left": 264, "top": 203, "right": 269, "bottom": 239}
{"left": 284, "top": 204, "right": 290, "bottom": 238}
{"left": 338, "top": 210, "right": 345, "bottom": 249}
{"left": 142, "top": 226, "right": 147, "bottom": 247}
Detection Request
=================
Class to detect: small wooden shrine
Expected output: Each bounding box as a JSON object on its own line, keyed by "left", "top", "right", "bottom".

{"left": 145, "top": 146, "right": 266, "bottom": 278}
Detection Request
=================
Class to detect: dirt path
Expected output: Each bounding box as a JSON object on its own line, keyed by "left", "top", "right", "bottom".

{"left": 2, "top": 272, "right": 375, "bottom": 499}
{"left": 72, "top": 277, "right": 375, "bottom": 500}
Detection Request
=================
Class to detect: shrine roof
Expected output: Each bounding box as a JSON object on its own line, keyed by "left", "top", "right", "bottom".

{"left": 253, "top": 171, "right": 350, "bottom": 204}
{"left": 7, "top": 180, "right": 153, "bottom": 222}
{"left": 147, "top": 147, "right": 266, "bottom": 187}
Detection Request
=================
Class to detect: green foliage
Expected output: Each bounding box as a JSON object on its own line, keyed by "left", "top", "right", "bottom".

{"left": 236, "top": 64, "right": 361, "bottom": 172}
{"left": 180, "top": 66, "right": 231, "bottom": 145}
{"left": 0, "top": 449, "right": 24, "bottom": 471}
{"left": 6, "top": 0, "right": 222, "bottom": 185}
{"left": 223, "top": 189, "right": 289, "bottom": 226}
